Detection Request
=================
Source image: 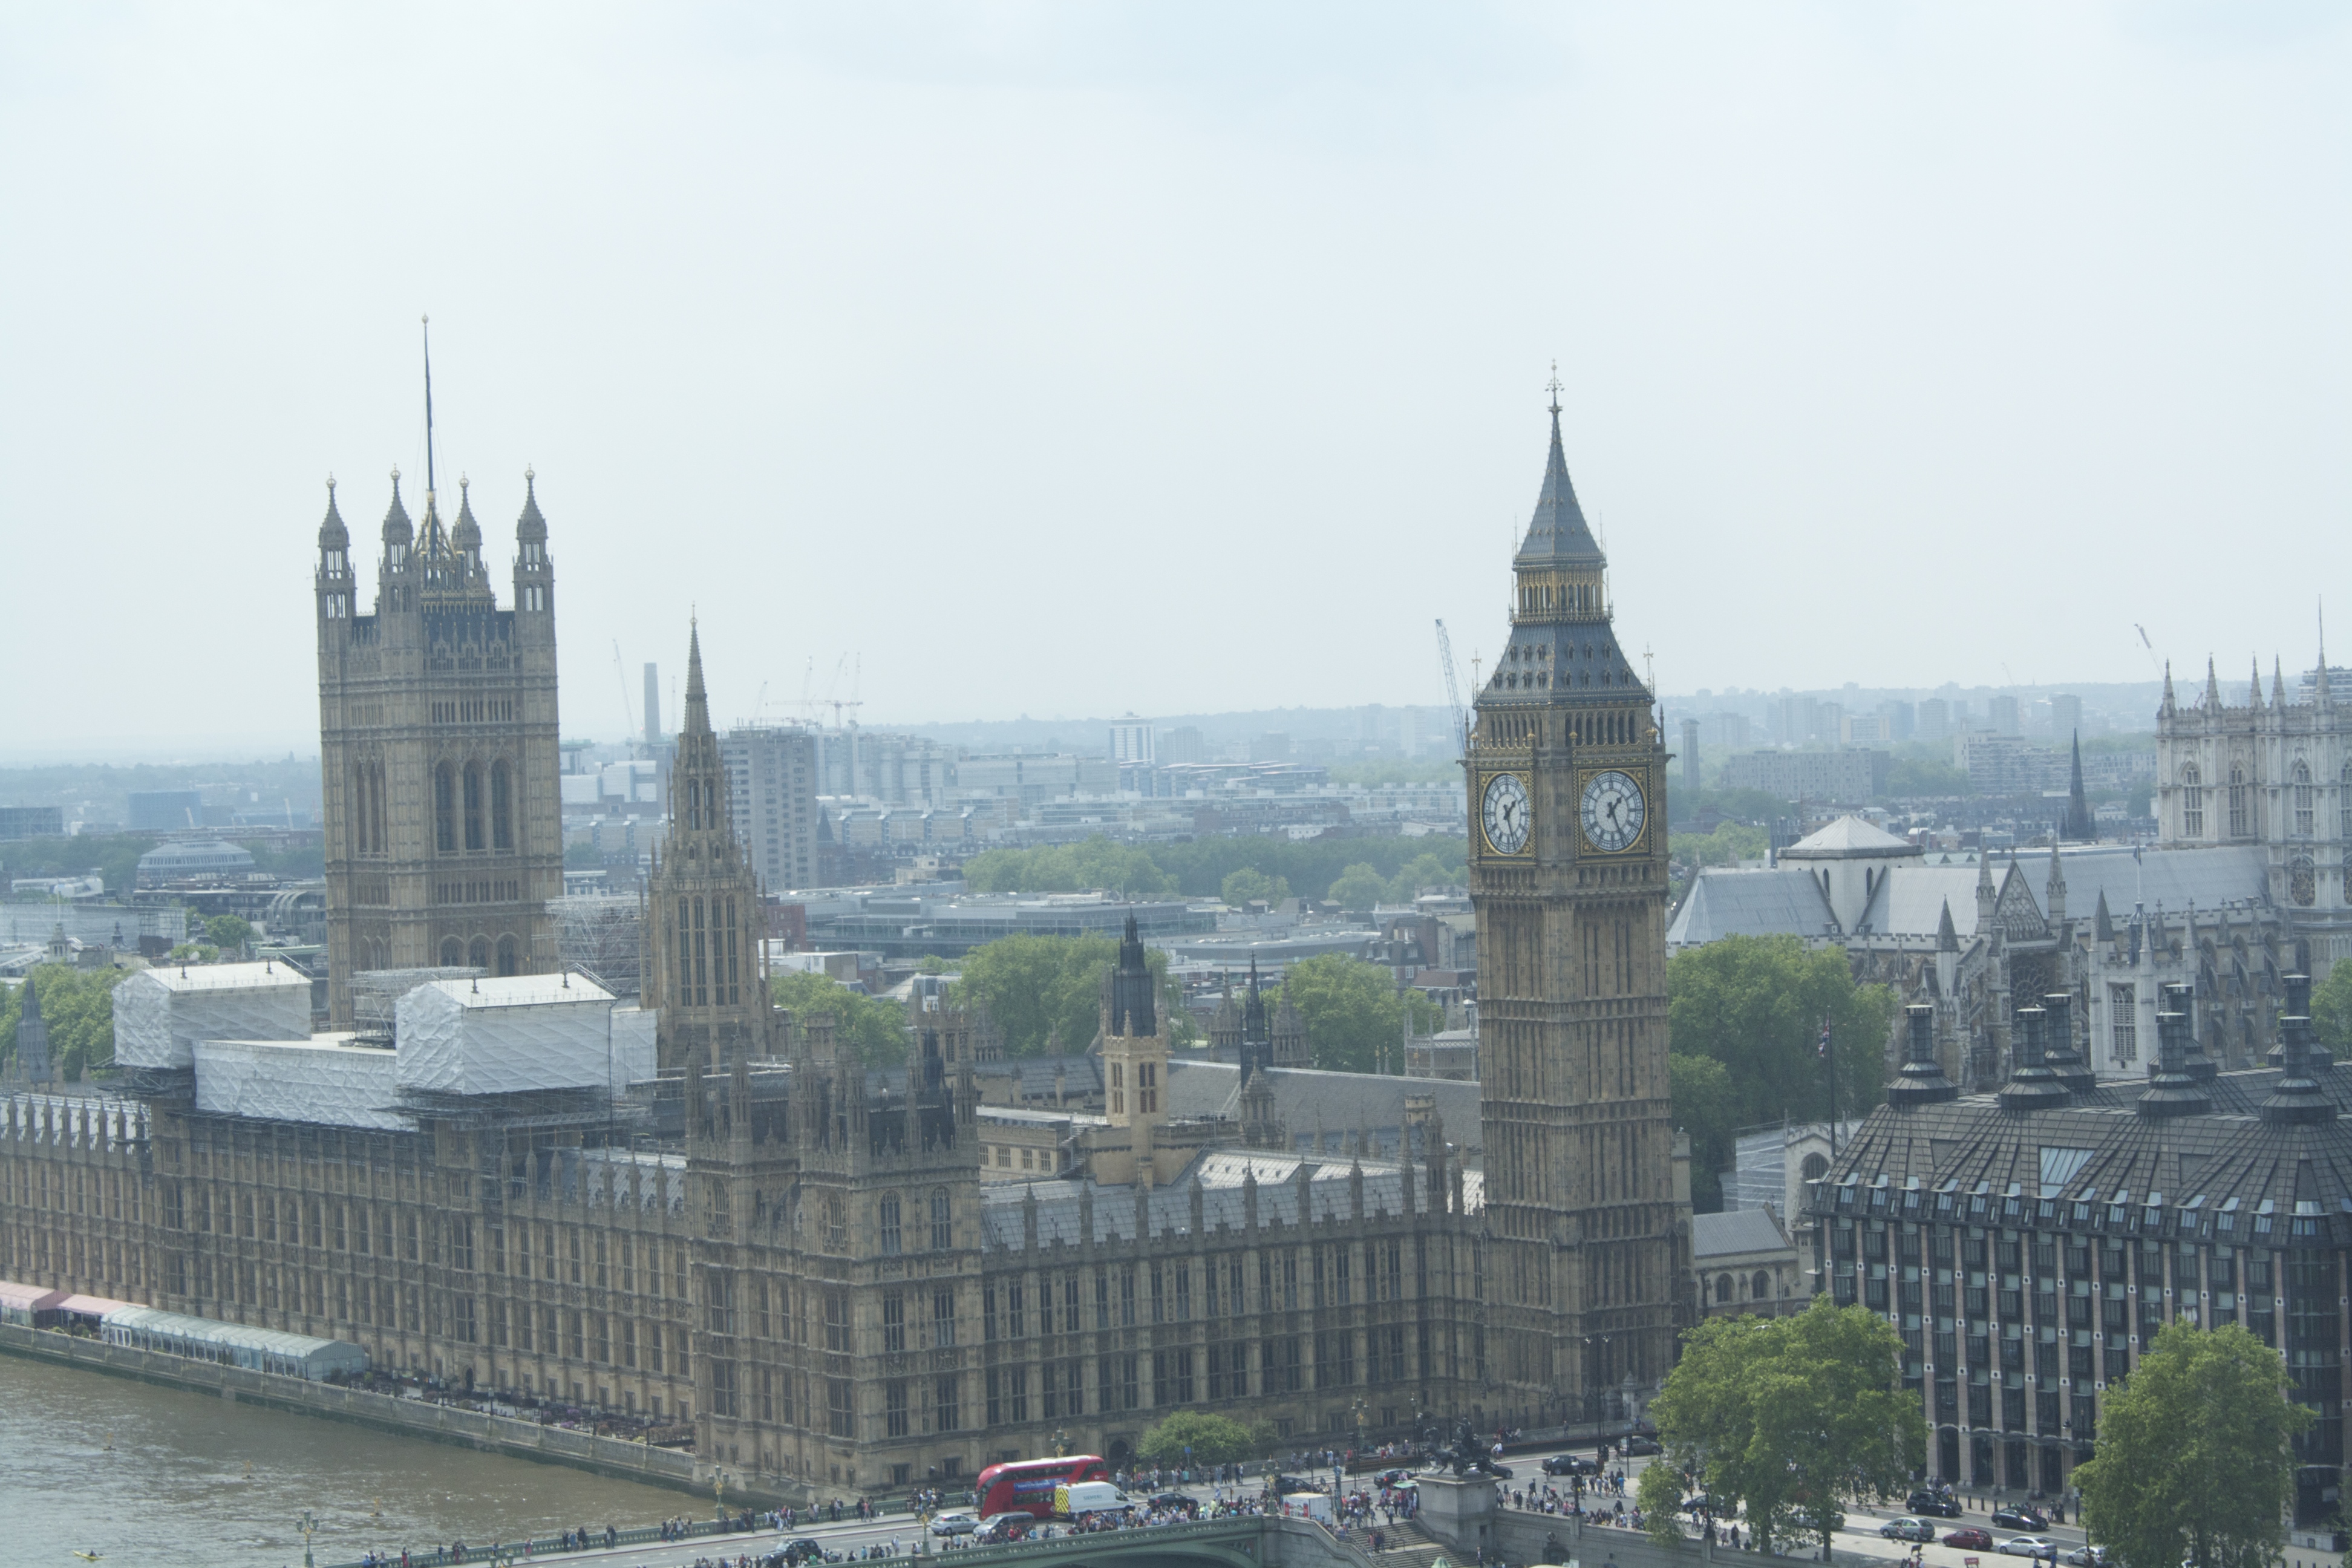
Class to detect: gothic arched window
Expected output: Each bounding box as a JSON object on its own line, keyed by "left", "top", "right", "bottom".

{"left": 1716, "top": 1273, "right": 1734, "bottom": 1304}
{"left": 463, "top": 763, "right": 485, "bottom": 851}
{"left": 491, "top": 760, "right": 513, "bottom": 851}
{"left": 439, "top": 936, "right": 463, "bottom": 965}
{"left": 469, "top": 935, "right": 491, "bottom": 970}
{"left": 2181, "top": 763, "right": 2204, "bottom": 838}
{"left": 878, "top": 1196, "right": 902, "bottom": 1255}
{"left": 688, "top": 780, "right": 702, "bottom": 832}
{"left": 721, "top": 896, "right": 739, "bottom": 1005}
{"left": 930, "top": 1188, "right": 952, "bottom": 1251}
{"left": 691, "top": 895, "right": 708, "bottom": 1008}
{"left": 496, "top": 934, "right": 519, "bottom": 976}
{"left": 2229, "top": 763, "right": 2250, "bottom": 838}
{"left": 2295, "top": 761, "right": 2314, "bottom": 837}
{"left": 434, "top": 765, "right": 457, "bottom": 854}
{"left": 1753, "top": 1270, "right": 1771, "bottom": 1301}
{"left": 2343, "top": 760, "right": 2352, "bottom": 841}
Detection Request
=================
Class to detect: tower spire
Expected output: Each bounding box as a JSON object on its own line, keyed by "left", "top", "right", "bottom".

{"left": 422, "top": 314, "right": 437, "bottom": 500}
{"left": 684, "top": 620, "right": 710, "bottom": 736}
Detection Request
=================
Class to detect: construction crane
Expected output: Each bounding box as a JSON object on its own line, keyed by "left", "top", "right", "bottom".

{"left": 1434, "top": 619, "right": 1468, "bottom": 753}
{"left": 780, "top": 652, "right": 866, "bottom": 729}
{"left": 610, "top": 640, "right": 637, "bottom": 739}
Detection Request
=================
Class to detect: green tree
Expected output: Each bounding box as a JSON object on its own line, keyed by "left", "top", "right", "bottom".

{"left": 1385, "top": 851, "right": 1460, "bottom": 900}
{"left": 1220, "top": 867, "right": 1290, "bottom": 908}
{"left": 204, "top": 914, "right": 255, "bottom": 953}
{"left": 961, "top": 836, "right": 1177, "bottom": 898}
{"left": 1670, "top": 820, "right": 1769, "bottom": 874}
{"left": 1327, "top": 863, "right": 1390, "bottom": 911}
{"left": 1650, "top": 1299, "right": 1925, "bottom": 1558}
{"left": 1667, "top": 1053, "right": 1737, "bottom": 1211}
{"left": 1268, "top": 955, "right": 1439, "bottom": 1074}
{"left": 1635, "top": 1459, "right": 1687, "bottom": 1544}
{"left": 1154, "top": 836, "right": 1467, "bottom": 903}
{"left": 0, "top": 964, "right": 131, "bottom": 1082}
{"left": 1136, "top": 1410, "right": 1265, "bottom": 1466}
{"left": 1885, "top": 754, "right": 1973, "bottom": 797}
{"left": 949, "top": 935, "right": 1177, "bottom": 1057}
{"left": 2312, "top": 962, "right": 2352, "bottom": 1054}
{"left": 768, "top": 970, "right": 910, "bottom": 1066}
{"left": 564, "top": 839, "right": 604, "bottom": 869}
{"left": 1668, "top": 934, "right": 1898, "bottom": 1187}
{"left": 2074, "top": 1321, "right": 2312, "bottom": 1568}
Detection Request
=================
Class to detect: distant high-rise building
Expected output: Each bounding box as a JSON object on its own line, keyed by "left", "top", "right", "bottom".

{"left": 1917, "top": 699, "right": 1949, "bottom": 742}
{"left": 1108, "top": 716, "right": 1154, "bottom": 766}
{"left": 1397, "top": 707, "right": 1422, "bottom": 756}
{"left": 1680, "top": 717, "right": 1702, "bottom": 791}
{"left": 1878, "top": 699, "right": 1915, "bottom": 742}
{"left": 128, "top": 789, "right": 204, "bottom": 832}
{"left": 1160, "top": 725, "right": 1206, "bottom": 765}
{"left": 721, "top": 724, "right": 820, "bottom": 892}
{"left": 2049, "top": 694, "right": 2083, "bottom": 739}
{"left": 1816, "top": 701, "right": 1846, "bottom": 745}
{"left": 644, "top": 662, "right": 661, "bottom": 745}
{"left": 1988, "top": 695, "right": 2022, "bottom": 736}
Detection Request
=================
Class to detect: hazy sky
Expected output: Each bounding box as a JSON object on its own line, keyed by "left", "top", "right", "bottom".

{"left": 4, "top": 3, "right": 2347, "bottom": 760}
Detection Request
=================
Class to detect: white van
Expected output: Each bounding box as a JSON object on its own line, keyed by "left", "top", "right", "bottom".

{"left": 1055, "top": 1481, "right": 1133, "bottom": 1518}
{"left": 1282, "top": 1492, "right": 1335, "bottom": 1524}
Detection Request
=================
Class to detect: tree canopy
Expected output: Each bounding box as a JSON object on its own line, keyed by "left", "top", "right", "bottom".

{"left": 0, "top": 964, "right": 130, "bottom": 1082}
{"left": 952, "top": 832, "right": 1471, "bottom": 907}
{"left": 2074, "top": 1321, "right": 2312, "bottom": 1568}
{"left": 1136, "top": 1410, "right": 1270, "bottom": 1465}
{"left": 1263, "top": 954, "right": 1440, "bottom": 1074}
{"left": 948, "top": 935, "right": 1184, "bottom": 1057}
{"left": 1326, "top": 852, "right": 1462, "bottom": 910}
{"left": 1649, "top": 1299, "right": 1925, "bottom": 1558}
{"left": 962, "top": 839, "right": 1176, "bottom": 899}
{"left": 1667, "top": 934, "right": 1898, "bottom": 1210}
{"left": 2311, "top": 960, "right": 2352, "bottom": 1054}
{"left": 768, "top": 970, "right": 910, "bottom": 1067}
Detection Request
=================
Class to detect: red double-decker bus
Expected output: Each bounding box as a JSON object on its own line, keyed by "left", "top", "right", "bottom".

{"left": 976, "top": 1454, "right": 1111, "bottom": 1520}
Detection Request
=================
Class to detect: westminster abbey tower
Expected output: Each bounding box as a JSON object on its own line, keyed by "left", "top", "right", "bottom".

{"left": 1466, "top": 385, "right": 1687, "bottom": 1420}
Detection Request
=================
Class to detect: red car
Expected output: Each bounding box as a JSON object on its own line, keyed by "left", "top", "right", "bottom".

{"left": 1945, "top": 1528, "right": 1996, "bottom": 1550}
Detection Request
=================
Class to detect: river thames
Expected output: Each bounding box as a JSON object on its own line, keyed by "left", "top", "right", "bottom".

{"left": 0, "top": 1354, "right": 698, "bottom": 1566}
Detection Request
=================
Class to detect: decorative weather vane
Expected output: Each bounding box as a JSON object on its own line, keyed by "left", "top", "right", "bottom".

{"left": 1546, "top": 359, "right": 1563, "bottom": 413}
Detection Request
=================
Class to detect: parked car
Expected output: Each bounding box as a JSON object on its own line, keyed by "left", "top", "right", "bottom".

{"left": 1944, "top": 1529, "right": 1996, "bottom": 1550}
{"left": 1998, "top": 1537, "right": 2058, "bottom": 1558}
{"left": 1148, "top": 1493, "right": 1197, "bottom": 1516}
{"left": 2061, "top": 1547, "right": 2106, "bottom": 1567}
{"left": 929, "top": 1511, "right": 981, "bottom": 1537}
{"left": 1374, "top": 1469, "right": 1416, "bottom": 1488}
{"left": 1543, "top": 1455, "right": 1599, "bottom": 1477}
{"left": 976, "top": 1515, "right": 1034, "bottom": 1544}
{"left": 1273, "top": 1475, "right": 1319, "bottom": 1497}
{"left": 1994, "top": 1506, "right": 2051, "bottom": 1532}
{"left": 1908, "top": 1490, "right": 1964, "bottom": 1519}
{"left": 1622, "top": 1437, "right": 1664, "bottom": 1457}
{"left": 1881, "top": 1518, "right": 1939, "bottom": 1543}
{"left": 1486, "top": 1462, "right": 1515, "bottom": 1479}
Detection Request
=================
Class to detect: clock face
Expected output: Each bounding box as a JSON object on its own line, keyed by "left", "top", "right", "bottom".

{"left": 1580, "top": 769, "right": 1646, "bottom": 854}
{"left": 1481, "top": 772, "right": 1532, "bottom": 856}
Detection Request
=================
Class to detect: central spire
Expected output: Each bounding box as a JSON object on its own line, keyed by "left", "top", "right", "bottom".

{"left": 684, "top": 620, "right": 711, "bottom": 737}
{"left": 1517, "top": 371, "right": 1604, "bottom": 566}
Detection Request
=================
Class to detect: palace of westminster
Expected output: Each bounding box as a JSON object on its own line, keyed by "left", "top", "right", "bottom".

{"left": 0, "top": 401, "right": 1690, "bottom": 1494}
{"left": 15, "top": 389, "right": 2349, "bottom": 1521}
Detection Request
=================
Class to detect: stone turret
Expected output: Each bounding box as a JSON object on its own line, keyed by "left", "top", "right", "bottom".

{"left": 2138, "top": 984, "right": 2211, "bottom": 1119}
{"left": 2262, "top": 975, "right": 2335, "bottom": 1127}
{"left": 1997, "top": 1005, "right": 2070, "bottom": 1112}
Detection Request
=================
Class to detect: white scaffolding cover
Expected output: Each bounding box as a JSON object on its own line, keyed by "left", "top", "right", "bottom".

{"left": 193, "top": 1036, "right": 403, "bottom": 1129}
{"left": 395, "top": 974, "right": 618, "bottom": 1096}
{"left": 114, "top": 962, "right": 313, "bottom": 1069}
{"left": 610, "top": 1004, "right": 658, "bottom": 1094}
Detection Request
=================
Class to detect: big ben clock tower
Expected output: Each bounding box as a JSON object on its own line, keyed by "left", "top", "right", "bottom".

{"left": 1467, "top": 379, "right": 1685, "bottom": 1426}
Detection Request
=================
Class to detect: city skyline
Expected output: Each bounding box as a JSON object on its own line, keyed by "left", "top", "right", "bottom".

{"left": 5, "top": 5, "right": 2350, "bottom": 756}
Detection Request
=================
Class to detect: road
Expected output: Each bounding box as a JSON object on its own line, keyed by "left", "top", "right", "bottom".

{"left": 333, "top": 1442, "right": 2090, "bottom": 1568}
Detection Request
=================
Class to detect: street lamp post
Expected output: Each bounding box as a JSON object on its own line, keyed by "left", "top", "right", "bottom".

{"left": 296, "top": 1508, "right": 318, "bottom": 1568}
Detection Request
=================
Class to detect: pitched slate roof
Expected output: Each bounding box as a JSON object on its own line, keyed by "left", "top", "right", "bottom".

{"left": 1667, "top": 869, "right": 1836, "bottom": 944}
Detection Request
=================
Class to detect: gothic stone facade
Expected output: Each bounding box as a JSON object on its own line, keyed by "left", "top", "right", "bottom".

{"left": 315, "top": 472, "right": 563, "bottom": 1027}
{"left": 1465, "top": 390, "right": 1690, "bottom": 1420}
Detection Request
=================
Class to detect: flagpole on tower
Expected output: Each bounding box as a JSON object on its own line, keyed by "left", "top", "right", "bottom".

{"left": 1821, "top": 1016, "right": 1840, "bottom": 1158}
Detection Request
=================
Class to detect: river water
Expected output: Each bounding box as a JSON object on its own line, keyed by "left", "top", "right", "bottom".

{"left": 0, "top": 1354, "right": 700, "bottom": 1566}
